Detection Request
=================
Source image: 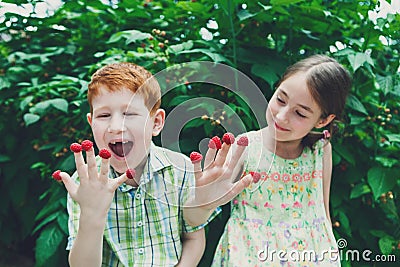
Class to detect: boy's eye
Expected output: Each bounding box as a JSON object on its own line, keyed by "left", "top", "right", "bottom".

{"left": 97, "top": 114, "right": 110, "bottom": 118}
{"left": 123, "top": 112, "right": 137, "bottom": 116}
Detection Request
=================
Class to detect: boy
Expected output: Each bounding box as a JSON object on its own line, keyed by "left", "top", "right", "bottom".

{"left": 56, "top": 62, "right": 218, "bottom": 266}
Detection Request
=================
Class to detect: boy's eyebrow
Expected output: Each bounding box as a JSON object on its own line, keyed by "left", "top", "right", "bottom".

{"left": 278, "top": 89, "right": 314, "bottom": 114}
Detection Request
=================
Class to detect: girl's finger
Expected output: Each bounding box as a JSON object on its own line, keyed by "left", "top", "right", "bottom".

{"left": 204, "top": 147, "right": 217, "bottom": 171}
{"left": 214, "top": 142, "right": 231, "bottom": 166}
{"left": 190, "top": 152, "right": 203, "bottom": 180}
{"left": 227, "top": 143, "right": 247, "bottom": 170}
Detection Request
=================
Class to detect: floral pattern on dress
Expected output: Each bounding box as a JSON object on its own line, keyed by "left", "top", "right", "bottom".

{"left": 212, "top": 131, "right": 340, "bottom": 267}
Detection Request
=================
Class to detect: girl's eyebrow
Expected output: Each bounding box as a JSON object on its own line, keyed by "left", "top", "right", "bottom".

{"left": 278, "top": 89, "right": 314, "bottom": 114}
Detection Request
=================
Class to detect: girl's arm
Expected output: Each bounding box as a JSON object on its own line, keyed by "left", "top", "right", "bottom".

{"left": 322, "top": 142, "right": 333, "bottom": 224}
{"left": 176, "top": 229, "right": 206, "bottom": 267}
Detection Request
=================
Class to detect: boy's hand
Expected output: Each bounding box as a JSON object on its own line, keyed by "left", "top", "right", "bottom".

{"left": 188, "top": 134, "right": 257, "bottom": 211}
{"left": 55, "top": 146, "right": 128, "bottom": 218}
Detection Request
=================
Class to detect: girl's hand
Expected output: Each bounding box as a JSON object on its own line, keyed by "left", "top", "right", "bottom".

{"left": 189, "top": 134, "right": 255, "bottom": 211}
{"left": 57, "top": 147, "right": 128, "bottom": 218}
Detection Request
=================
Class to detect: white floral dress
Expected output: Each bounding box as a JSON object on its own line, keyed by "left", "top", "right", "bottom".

{"left": 212, "top": 130, "right": 340, "bottom": 267}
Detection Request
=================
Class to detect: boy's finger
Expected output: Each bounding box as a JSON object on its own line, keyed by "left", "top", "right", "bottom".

{"left": 74, "top": 151, "right": 88, "bottom": 182}
{"left": 111, "top": 173, "right": 129, "bottom": 191}
{"left": 86, "top": 147, "right": 98, "bottom": 180}
{"left": 59, "top": 171, "right": 78, "bottom": 196}
{"left": 99, "top": 157, "right": 110, "bottom": 180}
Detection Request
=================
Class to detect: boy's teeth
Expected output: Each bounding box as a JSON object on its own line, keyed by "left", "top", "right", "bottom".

{"left": 110, "top": 141, "right": 116, "bottom": 145}
{"left": 122, "top": 141, "right": 128, "bottom": 144}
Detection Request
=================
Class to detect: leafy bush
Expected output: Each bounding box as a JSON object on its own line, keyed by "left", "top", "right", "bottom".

{"left": 0, "top": 0, "right": 399, "bottom": 266}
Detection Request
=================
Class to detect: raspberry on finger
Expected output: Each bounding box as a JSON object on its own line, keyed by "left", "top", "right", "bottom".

{"left": 70, "top": 143, "right": 82, "bottom": 153}
{"left": 190, "top": 152, "right": 203, "bottom": 163}
{"left": 222, "top": 132, "right": 235, "bottom": 145}
{"left": 99, "top": 148, "right": 112, "bottom": 159}
{"left": 81, "top": 140, "right": 93, "bottom": 151}
{"left": 52, "top": 170, "right": 62, "bottom": 181}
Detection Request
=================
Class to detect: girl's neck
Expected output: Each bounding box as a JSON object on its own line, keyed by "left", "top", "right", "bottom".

{"left": 262, "top": 127, "right": 304, "bottom": 160}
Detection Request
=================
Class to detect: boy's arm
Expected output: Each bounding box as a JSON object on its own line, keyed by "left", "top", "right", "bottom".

{"left": 176, "top": 229, "right": 205, "bottom": 267}
{"left": 60, "top": 148, "right": 128, "bottom": 267}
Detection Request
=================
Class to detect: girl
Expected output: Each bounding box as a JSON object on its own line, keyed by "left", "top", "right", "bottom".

{"left": 185, "top": 54, "right": 352, "bottom": 266}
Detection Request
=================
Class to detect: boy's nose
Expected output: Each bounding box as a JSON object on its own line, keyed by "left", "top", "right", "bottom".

{"left": 107, "top": 115, "right": 127, "bottom": 133}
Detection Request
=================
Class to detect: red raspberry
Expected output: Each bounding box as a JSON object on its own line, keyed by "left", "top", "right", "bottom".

{"left": 99, "top": 148, "right": 112, "bottom": 159}
{"left": 81, "top": 140, "right": 93, "bottom": 151}
{"left": 190, "top": 152, "right": 203, "bottom": 163}
{"left": 126, "top": 169, "right": 136, "bottom": 179}
{"left": 52, "top": 170, "right": 62, "bottom": 181}
{"left": 70, "top": 143, "right": 82, "bottom": 153}
{"left": 237, "top": 136, "right": 249, "bottom": 146}
{"left": 222, "top": 132, "right": 235, "bottom": 144}
{"left": 208, "top": 136, "right": 222, "bottom": 149}
{"left": 250, "top": 171, "right": 261, "bottom": 183}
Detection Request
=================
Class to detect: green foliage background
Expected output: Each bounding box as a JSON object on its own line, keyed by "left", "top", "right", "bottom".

{"left": 0, "top": 0, "right": 399, "bottom": 266}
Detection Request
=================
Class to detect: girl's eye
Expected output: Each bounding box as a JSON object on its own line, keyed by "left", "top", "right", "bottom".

{"left": 296, "top": 111, "right": 306, "bottom": 118}
{"left": 277, "top": 97, "right": 285, "bottom": 104}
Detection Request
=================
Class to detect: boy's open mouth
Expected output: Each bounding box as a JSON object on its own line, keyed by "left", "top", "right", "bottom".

{"left": 108, "top": 141, "right": 133, "bottom": 157}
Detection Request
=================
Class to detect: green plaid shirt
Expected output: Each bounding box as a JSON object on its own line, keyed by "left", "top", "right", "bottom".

{"left": 67, "top": 143, "right": 220, "bottom": 266}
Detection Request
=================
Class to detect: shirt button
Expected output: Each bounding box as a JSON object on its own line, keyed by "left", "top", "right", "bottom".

{"left": 135, "top": 193, "right": 141, "bottom": 199}
{"left": 137, "top": 221, "right": 143, "bottom": 227}
{"left": 138, "top": 248, "right": 144, "bottom": 254}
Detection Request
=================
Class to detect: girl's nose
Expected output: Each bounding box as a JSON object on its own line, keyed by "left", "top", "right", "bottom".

{"left": 275, "top": 107, "right": 289, "bottom": 123}
{"left": 107, "top": 115, "right": 127, "bottom": 133}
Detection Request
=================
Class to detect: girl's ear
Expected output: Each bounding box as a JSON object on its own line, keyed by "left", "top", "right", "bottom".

{"left": 315, "top": 114, "right": 335, "bottom": 129}
{"left": 87, "top": 113, "right": 92, "bottom": 126}
{"left": 152, "top": 109, "right": 165, "bottom": 136}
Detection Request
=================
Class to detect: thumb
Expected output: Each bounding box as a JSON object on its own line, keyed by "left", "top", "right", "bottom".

{"left": 111, "top": 173, "right": 129, "bottom": 190}
{"left": 59, "top": 171, "right": 78, "bottom": 196}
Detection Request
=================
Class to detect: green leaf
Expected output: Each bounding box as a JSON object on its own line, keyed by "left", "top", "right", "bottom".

{"left": 179, "top": 49, "right": 228, "bottom": 63}
{"left": 333, "top": 143, "right": 355, "bottom": 166}
{"left": 107, "top": 30, "right": 151, "bottom": 45}
{"left": 367, "top": 167, "right": 398, "bottom": 200}
{"left": 337, "top": 211, "right": 352, "bottom": 237}
{"left": 0, "top": 154, "right": 11, "bottom": 163}
{"left": 35, "top": 225, "right": 64, "bottom": 267}
{"left": 49, "top": 98, "right": 69, "bottom": 113}
{"left": 251, "top": 64, "right": 279, "bottom": 87}
{"left": 167, "top": 41, "right": 194, "bottom": 54}
{"left": 348, "top": 52, "right": 374, "bottom": 72}
{"left": 378, "top": 236, "right": 395, "bottom": 254}
{"left": 32, "top": 211, "right": 60, "bottom": 235}
{"left": 385, "top": 134, "right": 400, "bottom": 143}
{"left": 346, "top": 94, "right": 368, "bottom": 115}
{"left": 350, "top": 183, "right": 371, "bottom": 199}
{"left": 23, "top": 113, "right": 40, "bottom": 126}
{"left": 237, "top": 9, "right": 257, "bottom": 21}
{"left": 271, "top": 0, "right": 305, "bottom": 5}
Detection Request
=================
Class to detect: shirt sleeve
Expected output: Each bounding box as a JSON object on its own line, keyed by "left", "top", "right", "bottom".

{"left": 66, "top": 171, "right": 81, "bottom": 250}
{"left": 179, "top": 160, "right": 221, "bottom": 233}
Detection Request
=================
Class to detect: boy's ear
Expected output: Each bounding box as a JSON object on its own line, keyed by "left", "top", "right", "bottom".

{"left": 87, "top": 113, "right": 92, "bottom": 126}
{"left": 152, "top": 109, "right": 165, "bottom": 136}
{"left": 315, "top": 114, "right": 335, "bottom": 129}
